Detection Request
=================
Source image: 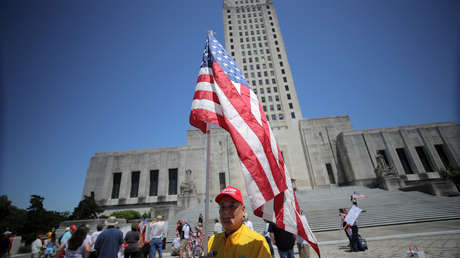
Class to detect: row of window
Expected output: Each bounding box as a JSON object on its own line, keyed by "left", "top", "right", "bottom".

{"left": 265, "top": 112, "right": 295, "bottom": 121}
{"left": 111, "top": 169, "right": 178, "bottom": 199}
{"left": 377, "top": 144, "right": 452, "bottom": 175}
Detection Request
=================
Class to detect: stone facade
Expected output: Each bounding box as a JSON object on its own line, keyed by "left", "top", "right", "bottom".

{"left": 82, "top": 118, "right": 460, "bottom": 214}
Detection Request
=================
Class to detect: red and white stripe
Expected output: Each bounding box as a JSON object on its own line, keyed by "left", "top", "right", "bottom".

{"left": 190, "top": 61, "right": 320, "bottom": 257}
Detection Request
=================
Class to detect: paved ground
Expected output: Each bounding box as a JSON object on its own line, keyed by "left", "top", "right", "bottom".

{"left": 159, "top": 220, "right": 460, "bottom": 258}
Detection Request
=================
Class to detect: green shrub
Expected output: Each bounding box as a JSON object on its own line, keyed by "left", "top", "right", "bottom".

{"left": 110, "top": 210, "right": 141, "bottom": 220}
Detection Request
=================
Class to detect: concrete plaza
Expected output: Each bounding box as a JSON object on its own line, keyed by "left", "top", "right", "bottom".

{"left": 159, "top": 220, "right": 460, "bottom": 258}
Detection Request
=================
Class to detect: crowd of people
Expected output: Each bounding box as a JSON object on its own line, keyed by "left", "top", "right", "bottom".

{"left": 18, "top": 186, "right": 368, "bottom": 258}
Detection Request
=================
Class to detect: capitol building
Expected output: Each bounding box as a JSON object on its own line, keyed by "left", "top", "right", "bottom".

{"left": 82, "top": 0, "right": 459, "bottom": 219}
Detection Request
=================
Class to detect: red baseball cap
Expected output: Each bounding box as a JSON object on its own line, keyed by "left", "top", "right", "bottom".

{"left": 215, "top": 186, "right": 243, "bottom": 204}
{"left": 70, "top": 224, "right": 76, "bottom": 231}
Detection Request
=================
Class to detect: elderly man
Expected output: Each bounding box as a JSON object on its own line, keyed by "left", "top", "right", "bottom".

{"left": 202, "top": 186, "right": 270, "bottom": 258}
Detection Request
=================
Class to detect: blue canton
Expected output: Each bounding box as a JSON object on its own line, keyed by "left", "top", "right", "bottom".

{"left": 200, "top": 33, "right": 250, "bottom": 88}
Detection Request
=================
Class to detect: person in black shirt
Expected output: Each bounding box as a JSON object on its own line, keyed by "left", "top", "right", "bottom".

{"left": 269, "top": 223, "right": 295, "bottom": 258}
{"left": 124, "top": 222, "right": 140, "bottom": 258}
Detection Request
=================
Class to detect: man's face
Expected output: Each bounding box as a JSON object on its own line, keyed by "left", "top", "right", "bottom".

{"left": 218, "top": 196, "right": 245, "bottom": 234}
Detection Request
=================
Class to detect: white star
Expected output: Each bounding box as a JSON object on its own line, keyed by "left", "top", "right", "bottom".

{"left": 217, "top": 57, "right": 222, "bottom": 61}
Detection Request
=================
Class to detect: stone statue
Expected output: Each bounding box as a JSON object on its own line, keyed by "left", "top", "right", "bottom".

{"left": 374, "top": 154, "right": 397, "bottom": 177}
{"left": 180, "top": 169, "right": 197, "bottom": 196}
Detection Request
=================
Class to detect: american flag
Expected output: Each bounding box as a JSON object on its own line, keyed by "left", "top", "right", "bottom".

{"left": 190, "top": 33, "right": 320, "bottom": 257}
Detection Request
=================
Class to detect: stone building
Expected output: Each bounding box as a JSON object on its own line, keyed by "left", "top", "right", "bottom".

{"left": 82, "top": 0, "right": 460, "bottom": 216}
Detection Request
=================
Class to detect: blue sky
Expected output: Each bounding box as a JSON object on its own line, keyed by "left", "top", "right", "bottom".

{"left": 1, "top": 0, "right": 459, "bottom": 212}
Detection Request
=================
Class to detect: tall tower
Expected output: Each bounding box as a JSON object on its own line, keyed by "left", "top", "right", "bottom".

{"left": 222, "top": 0, "right": 313, "bottom": 189}
{"left": 222, "top": 0, "right": 302, "bottom": 125}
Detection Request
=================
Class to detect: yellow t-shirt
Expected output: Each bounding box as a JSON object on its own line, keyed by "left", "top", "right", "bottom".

{"left": 207, "top": 224, "right": 271, "bottom": 258}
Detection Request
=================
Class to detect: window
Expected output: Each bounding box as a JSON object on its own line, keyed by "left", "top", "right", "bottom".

{"left": 130, "top": 171, "right": 140, "bottom": 198}
{"left": 149, "top": 170, "right": 159, "bottom": 196}
{"left": 279, "top": 114, "right": 284, "bottom": 120}
{"left": 415, "top": 146, "right": 433, "bottom": 172}
{"left": 260, "top": 88, "right": 264, "bottom": 94}
{"left": 268, "top": 96, "right": 272, "bottom": 102}
{"left": 435, "top": 144, "right": 452, "bottom": 168}
{"left": 272, "top": 78, "right": 276, "bottom": 84}
{"left": 111, "top": 173, "right": 122, "bottom": 199}
{"left": 283, "top": 77, "right": 287, "bottom": 82}
{"left": 219, "top": 172, "right": 226, "bottom": 190}
{"left": 261, "top": 97, "right": 266, "bottom": 102}
{"left": 168, "top": 168, "right": 178, "bottom": 195}
{"left": 291, "top": 112, "right": 296, "bottom": 118}
{"left": 271, "top": 114, "right": 276, "bottom": 120}
{"left": 396, "top": 148, "right": 413, "bottom": 174}
{"left": 277, "top": 104, "right": 281, "bottom": 110}
{"left": 287, "top": 94, "right": 291, "bottom": 100}
{"left": 270, "top": 104, "right": 274, "bottom": 111}
{"left": 253, "top": 88, "right": 257, "bottom": 94}
{"left": 273, "top": 87, "right": 278, "bottom": 93}
{"left": 326, "top": 163, "right": 336, "bottom": 184}
{"left": 263, "top": 105, "right": 267, "bottom": 112}
{"left": 267, "top": 87, "right": 271, "bottom": 93}
{"left": 266, "top": 115, "right": 270, "bottom": 121}
{"left": 279, "top": 61, "right": 284, "bottom": 67}
{"left": 275, "top": 95, "right": 279, "bottom": 101}
{"left": 285, "top": 85, "right": 289, "bottom": 91}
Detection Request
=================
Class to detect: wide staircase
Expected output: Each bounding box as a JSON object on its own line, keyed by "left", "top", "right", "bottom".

{"left": 167, "top": 186, "right": 460, "bottom": 242}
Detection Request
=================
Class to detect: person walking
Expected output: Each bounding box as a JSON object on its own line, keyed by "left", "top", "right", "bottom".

{"left": 263, "top": 220, "right": 274, "bottom": 257}
{"left": 213, "top": 219, "right": 222, "bottom": 235}
{"left": 243, "top": 213, "right": 254, "bottom": 230}
{"left": 269, "top": 222, "right": 296, "bottom": 258}
{"left": 0, "top": 232, "right": 10, "bottom": 258}
{"left": 94, "top": 216, "right": 123, "bottom": 258}
{"left": 44, "top": 232, "right": 58, "bottom": 258}
{"left": 31, "top": 234, "right": 43, "bottom": 258}
{"left": 146, "top": 216, "right": 166, "bottom": 258}
{"left": 124, "top": 222, "right": 140, "bottom": 258}
{"left": 89, "top": 225, "right": 103, "bottom": 258}
{"left": 57, "top": 225, "right": 91, "bottom": 258}
{"left": 179, "top": 220, "right": 190, "bottom": 258}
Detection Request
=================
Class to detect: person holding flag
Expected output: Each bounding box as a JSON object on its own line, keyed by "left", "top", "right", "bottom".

{"left": 190, "top": 32, "right": 320, "bottom": 257}
{"left": 203, "top": 186, "right": 270, "bottom": 257}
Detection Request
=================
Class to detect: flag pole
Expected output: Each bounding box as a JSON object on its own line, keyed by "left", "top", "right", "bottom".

{"left": 202, "top": 29, "right": 215, "bottom": 256}
{"left": 203, "top": 122, "right": 211, "bottom": 255}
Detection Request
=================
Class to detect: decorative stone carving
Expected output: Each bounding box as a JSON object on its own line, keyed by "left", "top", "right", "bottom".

{"left": 180, "top": 169, "right": 197, "bottom": 196}
{"left": 374, "top": 154, "right": 397, "bottom": 178}
{"left": 375, "top": 154, "right": 401, "bottom": 191}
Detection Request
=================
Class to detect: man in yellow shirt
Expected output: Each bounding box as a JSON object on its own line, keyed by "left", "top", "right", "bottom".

{"left": 201, "top": 186, "right": 271, "bottom": 258}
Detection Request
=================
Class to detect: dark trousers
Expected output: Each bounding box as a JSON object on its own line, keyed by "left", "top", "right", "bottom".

{"left": 351, "top": 225, "right": 363, "bottom": 251}
{"left": 264, "top": 236, "right": 274, "bottom": 257}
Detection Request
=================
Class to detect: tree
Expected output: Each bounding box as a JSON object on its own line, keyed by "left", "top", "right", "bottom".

{"left": 22, "top": 195, "right": 68, "bottom": 244}
{"left": 71, "top": 195, "right": 103, "bottom": 220}
{"left": 28, "top": 195, "right": 45, "bottom": 212}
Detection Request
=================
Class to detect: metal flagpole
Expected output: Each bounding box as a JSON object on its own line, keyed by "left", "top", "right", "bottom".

{"left": 203, "top": 122, "right": 211, "bottom": 255}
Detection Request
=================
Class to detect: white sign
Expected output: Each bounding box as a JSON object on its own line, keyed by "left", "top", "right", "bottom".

{"left": 344, "top": 205, "right": 362, "bottom": 225}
